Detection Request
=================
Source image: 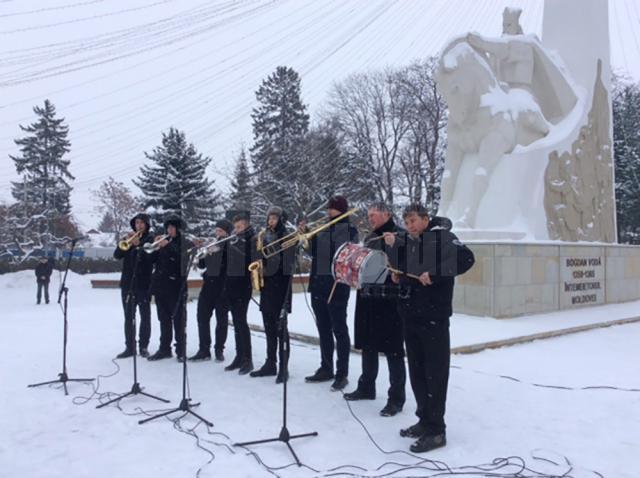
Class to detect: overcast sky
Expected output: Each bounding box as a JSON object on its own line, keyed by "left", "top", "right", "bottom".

{"left": 1, "top": 0, "right": 638, "bottom": 229}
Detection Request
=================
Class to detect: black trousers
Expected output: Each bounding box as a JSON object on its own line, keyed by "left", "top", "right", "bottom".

{"left": 311, "top": 290, "right": 351, "bottom": 379}
{"left": 261, "top": 309, "right": 289, "bottom": 366}
{"left": 196, "top": 283, "right": 229, "bottom": 352}
{"left": 403, "top": 318, "right": 450, "bottom": 435}
{"left": 121, "top": 288, "right": 151, "bottom": 350}
{"left": 155, "top": 290, "right": 185, "bottom": 356}
{"left": 228, "top": 294, "right": 252, "bottom": 361}
{"left": 357, "top": 350, "right": 406, "bottom": 406}
{"left": 37, "top": 280, "right": 50, "bottom": 303}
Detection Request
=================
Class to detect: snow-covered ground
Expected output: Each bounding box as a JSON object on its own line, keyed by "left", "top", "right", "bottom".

{"left": 2, "top": 270, "right": 639, "bottom": 477}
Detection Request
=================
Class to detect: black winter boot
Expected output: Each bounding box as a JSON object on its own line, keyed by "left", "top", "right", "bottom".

{"left": 249, "top": 360, "right": 277, "bottom": 377}
{"left": 275, "top": 367, "right": 289, "bottom": 384}
{"left": 148, "top": 349, "right": 172, "bottom": 361}
{"left": 379, "top": 402, "right": 403, "bottom": 417}
{"left": 343, "top": 388, "right": 375, "bottom": 401}
{"left": 238, "top": 359, "right": 254, "bottom": 375}
{"left": 189, "top": 350, "right": 212, "bottom": 361}
{"left": 116, "top": 348, "right": 135, "bottom": 359}
{"left": 410, "top": 433, "right": 446, "bottom": 453}
{"left": 224, "top": 356, "right": 242, "bottom": 371}
{"left": 400, "top": 422, "right": 428, "bottom": 438}
{"left": 305, "top": 368, "right": 334, "bottom": 383}
{"left": 214, "top": 349, "right": 224, "bottom": 362}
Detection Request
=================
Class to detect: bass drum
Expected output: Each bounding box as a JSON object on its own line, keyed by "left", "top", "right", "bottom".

{"left": 332, "top": 243, "right": 388, "bottom": 289}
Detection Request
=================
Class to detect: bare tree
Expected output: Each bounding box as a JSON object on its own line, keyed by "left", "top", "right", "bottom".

{"left": 327, "top": 70, "right": 413, "bottom": 206}
{"left": 92, "top": 177, "right": 140, "bottom": 243}
{"left": 395, "top": 58, "right": 447, "bottom": 213}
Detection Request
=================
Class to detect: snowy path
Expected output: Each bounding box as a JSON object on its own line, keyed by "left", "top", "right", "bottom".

{"left": 2, "top": 271, "right": 639, "bottom": 477}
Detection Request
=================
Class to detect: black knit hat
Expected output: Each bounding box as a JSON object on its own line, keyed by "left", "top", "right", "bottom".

{"left": 327, "top": 195, "right": 348, "bottom": 214}
{"left": 232, "top": 211, "right": 251, "bottom": 223}
{"left": 215, "top": 219, "right": 233, "bottom": 234}
{"left": 163, "top": 214, "right": 186, "bottom": 230}
{"left": 130, "top": 213, "right": 151, "bottom": 231}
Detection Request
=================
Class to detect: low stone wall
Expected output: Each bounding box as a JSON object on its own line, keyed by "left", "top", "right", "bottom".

{"left": 455, "top": 243, "right": 640, "bottom": 318}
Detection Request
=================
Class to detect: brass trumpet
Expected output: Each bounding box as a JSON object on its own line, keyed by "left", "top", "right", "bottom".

{"left": 143, "top": 234, "right": 170, "bottom": 253}
{"left": 261, "top": 208, "right": 359, "bottom": 259}
{"left": 118, "top": 230, "right": 142, "bottom": 251}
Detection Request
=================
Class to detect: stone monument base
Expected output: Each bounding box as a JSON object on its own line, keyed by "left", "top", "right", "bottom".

{"left": 455, "top": 242, "right": 640, "bottom": 318}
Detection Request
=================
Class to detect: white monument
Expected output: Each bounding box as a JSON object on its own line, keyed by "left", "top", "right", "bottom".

{"left": 436, "top": 1, "right": 615, "bottom": 242}
{"left": 435, "top": 0, "right": 640, "bottom": 317}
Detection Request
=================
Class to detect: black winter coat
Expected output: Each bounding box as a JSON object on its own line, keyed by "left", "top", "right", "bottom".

{"left": 35, "top": 260, "right": 53, "bottom": 283}
{"left": 198, "top": 240, "right": 227, "bottom": 293}
{"left": 260, "top": 221, "right": 295, "bottom": 316}
{"left": 308, "top": 215, "right": 359, "bottom": 302}
{"left": 388, "top": 217, "right": 475, "bottom": 321}
{"left": 224, "top": 226, "right": 258, "bottom": 300}
{"left": 354, "top": 218, "right": 405, "bottom": 355}
{"left": 150, "top": 233, "right": 193, "bottom": 297}
{"left": 113, "top": 231, "right": 154, "bottom": 291}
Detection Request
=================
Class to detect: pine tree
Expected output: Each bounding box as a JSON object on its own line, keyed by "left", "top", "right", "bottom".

{"left": 229, "top": 147, "right": 252, "bottom": 213}
{"left": 250, "top": 66, "right": 310, "bottom": 215}
{"left": 613, "top": 79, "right": 640, "bottom": 244}
{"left": 134, "top": 127, "right": 221, "bottom": 235}
{"left": 9, "top": 99, "right": 76, "bottom": 252}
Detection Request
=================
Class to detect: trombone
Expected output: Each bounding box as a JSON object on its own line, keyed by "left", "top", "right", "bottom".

{"left": 261, "top": 208, "right": 359, "bottom": 259}
{"left": 118, "top": 230, "right": 142, "bottom": 251}
{"left": 193, "top": 234, "right": 238, "bottom": 261}
{"left": 143, "top": 234, "right": 170, "bottom": 253}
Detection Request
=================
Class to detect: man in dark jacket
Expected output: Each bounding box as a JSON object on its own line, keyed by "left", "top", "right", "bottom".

{"left": 35, "top": 257, "right": 54, "bottom": 304}
{"left": 385, "top": 204, "right": 475, "bottom": 453}
{"left": 223, "top": 212, "right": 259, "bottom": 375}
{"left": 305, "top": 195, "right": 358, "bottom": 392}
{"left": 148, "top": 215, "right": 193, "bottom": 362}
{"left": 113, "top": 213, "right": 154, "bottom": 358}
{"left": 344, "top": 203, "right": 406, "bottom": 417}
{"left": 189, "top": 219, "right": 232, "bottom": 362}
{"left": 250, "top": 206, "right": 296, "bottom": 383}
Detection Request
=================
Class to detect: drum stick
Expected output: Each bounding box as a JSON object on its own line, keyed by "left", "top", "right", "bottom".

{"left": 387, "top": 266, "right": 421, "bottom": 281}
{"left": 366, "top": 232, "right": 398, "bottom": 244}
{"left": 327, "top": 280, "right": 339, "bottom": 304}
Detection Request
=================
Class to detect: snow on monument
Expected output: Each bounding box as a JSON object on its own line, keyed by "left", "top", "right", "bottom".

{"left": 436, "top": 1, "right": 615, "bottom": 243}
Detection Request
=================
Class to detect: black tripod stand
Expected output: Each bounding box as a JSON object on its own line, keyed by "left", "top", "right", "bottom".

{"left": 97, "top": 241, "right": 168, "bottom": 409}
{"left": 139, "top": 248, "right": 213, "bottom": 426}
{"left": 234, "top": 270, "right": 318, "bottom": 466}
{"left": 28, "top": 239, "right": 95, "bottom": 395}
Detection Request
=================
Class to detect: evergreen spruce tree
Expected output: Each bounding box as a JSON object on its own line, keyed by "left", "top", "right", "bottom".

{"left": 229, "top": 146, "right": 253, "bottom": 214}
{"left": 613, "top": 79, "right": 640, "bottom": 244}
{"left": 9, "top": 99, "right": 75, "bottom": 251}
{"left": 134, "top": 127, "right": 221, "bottom": 235}
{"left": 250, "top": 66, "right": 309, "bottom": 215}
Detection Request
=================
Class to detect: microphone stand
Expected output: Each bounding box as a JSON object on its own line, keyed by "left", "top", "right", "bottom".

{"left": 28, "top": 238, "right": 94, "bottom": 395}
{"left": 97, "top": 237, "right": 169, "bottom": 409}
{"left": 139, "top": 246, "right": 213, "bottom": 427}
{"left": 234, "top": 247, "right": 318, "bottom": 466}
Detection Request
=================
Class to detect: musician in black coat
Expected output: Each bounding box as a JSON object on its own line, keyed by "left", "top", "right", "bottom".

{"left": 250, "top": 206, "right": 296, "bottom": 383}
{"left": 223, "top": 212, "right": 259, "bottom": 375}
{"left": 189, "top": 219, "right": 232, "bottom": 363}
{"left": 385, "top": 204, "right": 475, "bottom": 453}
{"left": 35, "top": 257, "right": 54, "bottom": 305}
{"left": 113, "top": 212, "right": 154, "bottom": 358}
{"left": 148, "top": 215, "right": 193, "bottom": 362}
{"left": 344, "top": 203, "right": 406, "bottom": 416}
{"left": 305, "top": 196, "right": 358, "bottom": 392}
